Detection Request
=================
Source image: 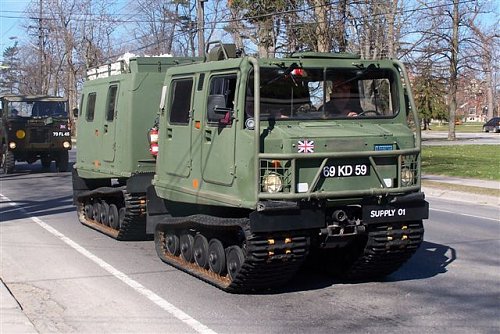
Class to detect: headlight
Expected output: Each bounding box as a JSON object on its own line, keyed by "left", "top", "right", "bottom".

{"left": 16, "top": 130, "right": 26, "bottom": 139}
{"left": 63, "top": 141, "right": 71, "bottom": 149}
{"left": 262, "top": 172, "right": 283, "bottom": 193}
{"left": 401, "top": 168, "right": 414, "bottom": 186}
{"left": 8, "top": 142, "right": 16, "bottom": 149}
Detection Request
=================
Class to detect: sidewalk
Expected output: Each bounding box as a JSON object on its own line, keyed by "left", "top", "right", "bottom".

{"left": 0, "top": 279, "right": 37, "bottom": 333}
{"left": 422, "top": 174, "right": 500, "bottom": 207}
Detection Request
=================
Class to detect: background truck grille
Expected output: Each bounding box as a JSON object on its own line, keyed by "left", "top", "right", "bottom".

{"left": 29, "top": 128, "right": 50, "bottom": 143}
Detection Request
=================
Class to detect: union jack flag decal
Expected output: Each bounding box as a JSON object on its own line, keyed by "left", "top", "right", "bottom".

{"left": 297, "top": 139, "right": 314, "bottom": 153}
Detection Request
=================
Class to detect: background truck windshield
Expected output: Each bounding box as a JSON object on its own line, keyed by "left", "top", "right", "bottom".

{"left": 246, "top": 67, "right": 398, "bottom": 120}
{"left": 8, "top": 101, "right": 67, "bottom": 118}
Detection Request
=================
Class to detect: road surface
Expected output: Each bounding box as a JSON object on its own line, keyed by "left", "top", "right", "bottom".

{"left": 1, "top": 159, "right": 499, "bottom": 333}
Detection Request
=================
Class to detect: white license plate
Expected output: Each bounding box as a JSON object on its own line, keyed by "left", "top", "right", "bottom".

{"left": 322, "top": 163, "right": 370, "bottom": 177}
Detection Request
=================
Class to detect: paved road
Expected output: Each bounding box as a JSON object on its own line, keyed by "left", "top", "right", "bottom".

{"left": 1, "top": 159, "right": 499, "bottom": 333}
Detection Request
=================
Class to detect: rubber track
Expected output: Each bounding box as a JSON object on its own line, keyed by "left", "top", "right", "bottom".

{"left": 77, "top": 190, "right": 147, "bottom": 241}
{"left": 341, "top": 221, "right": 424, "bottom": 280}
{"left": 116, "top": 192, "right": 147, "bottom": 241}
{"left": 155, "top": 216, "right": 309, "bottom": 293}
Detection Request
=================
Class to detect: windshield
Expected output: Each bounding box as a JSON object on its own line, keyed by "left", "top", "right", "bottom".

{"left": 246, "top": 67, "right": 398, "bottom": 121}
{"left": 7, "top": 100, "right": 68, "bottom": 118}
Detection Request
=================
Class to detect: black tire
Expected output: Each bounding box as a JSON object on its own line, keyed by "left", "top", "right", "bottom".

{"left": 1, "top": 146, "right": 15, "bottom": 174}
{"left": 108, "top": 204, "right": 119, "bottom": 229}
{"left": 226, "top": 245, "right": 244, "bottom": 281}
{"left": 84, "top": 204, "right": 93, "bottom": 219}
{"left": 193, "top": 234, "right": 209, "bottom": 269}
{"left": 41, "top": 156, "right": 51, "bottom": 169}
{"left": 180, "top": 233, "right": 194, "bottom": 262}
{"left": 92, "top": 202, "right": 101, "bottom": 223}
{"left": 100, "top": 202, "right": 110, "bottom": 226}
{"left": 56, "top": 151, "right": 69, "bottom": 172}
{"left": 208, "top": 239, "right": 226, "bottom": 275}
{"left": 165, "top": 232, "right": 180, "bottom": 256}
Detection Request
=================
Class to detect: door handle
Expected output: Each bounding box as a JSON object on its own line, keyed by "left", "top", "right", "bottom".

{"left": 104, "top": 124, "right": 108, "bottom": 134}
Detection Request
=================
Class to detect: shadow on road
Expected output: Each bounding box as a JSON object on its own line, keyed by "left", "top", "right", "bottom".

{"left": 0, "top": 195, "right": 75, "bottom": 222}
{"left": 254, "top": 240, "right": 456, "bottom": 295}
{"left": 387, "top": 241, "right": 456, "bottom": 281}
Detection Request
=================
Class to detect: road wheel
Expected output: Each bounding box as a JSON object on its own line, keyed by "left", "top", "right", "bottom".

{"left": 100, "top": 202, "right": 109, "bottom": 226}
{"left": 108, "top": 204, "right": 119, "bottom": 229}
{"left": 226, "top": 245, "right": 244, "bottom": 281}
{"left": 165, "top": 232, "right": 180, "bottom": 256}
{"left": 180, "top": 233, "right": 194, "bottom": 262}
{"left": 92, "top": 202, "right": 101, "bottom": 223}
{"left": 56, "top": 151, "right": 69, "bottom": 172}
{"left": 84, "top": 204, "right": 93, "bottom": 219}
{"left": 208, "top": 239, "right": 226, "bottom": 275}
{"left": 193, "top": 234, "right": 209, "bottom": 269}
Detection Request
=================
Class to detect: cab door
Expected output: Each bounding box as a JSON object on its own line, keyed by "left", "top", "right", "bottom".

{"left": 162, "top": 77, "right": 194, "bottom": 178}
{"left": 201, "top": 73, "right": 238, "bottom": 186}
{"left": 102, "top": 83, "right": 118, "bottom": 162}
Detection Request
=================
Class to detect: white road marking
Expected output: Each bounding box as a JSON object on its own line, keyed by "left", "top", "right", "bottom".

{"left": 430, "top": 207, "right": 499, "bottom": 222}
{"left": 0, "top": 194, "right": 218, "bottom": 334}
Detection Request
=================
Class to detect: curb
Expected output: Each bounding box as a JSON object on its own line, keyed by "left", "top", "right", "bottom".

{"left": 422, "top": 186, "right": 499, "bottom": 207}
{"left": 0, "top": 280, "right": 37, "bottom": 333}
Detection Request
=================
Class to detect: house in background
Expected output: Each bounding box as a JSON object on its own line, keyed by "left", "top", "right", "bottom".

{"left": 456, "top": 78, "right": 487, "bottom": 122}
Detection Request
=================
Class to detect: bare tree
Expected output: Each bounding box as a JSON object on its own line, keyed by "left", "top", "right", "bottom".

{"left": 467, "top": 20, "right": 499, "bottom": 121}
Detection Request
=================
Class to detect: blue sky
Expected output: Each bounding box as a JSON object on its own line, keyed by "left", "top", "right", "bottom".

{"left": 0, "top": 0, "right": 29, "bottom": 52}
{"left": 0, "top": 0, "right": 132, "bottom": 62}
{"left": 1, "top": 0, "right": 498, "bottom": 63}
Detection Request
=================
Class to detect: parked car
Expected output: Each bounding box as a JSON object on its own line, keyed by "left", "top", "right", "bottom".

{"left": 482, "top": 117, "right": 500, "bottom": 133}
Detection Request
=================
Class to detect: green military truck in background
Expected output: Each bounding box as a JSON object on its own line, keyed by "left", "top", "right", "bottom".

{"left": 73, "top": 43, "right": 429, "bottom": 292}
{"left": 0, "top": 95, "right": 72, "bottom": 173}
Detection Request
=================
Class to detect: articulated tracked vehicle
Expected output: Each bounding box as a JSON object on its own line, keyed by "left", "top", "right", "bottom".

{"left": 73, "top": 44, "right": 428, "bottom": 292}
{"left": 72, "top": 56, "right": 200, "bottom": 240}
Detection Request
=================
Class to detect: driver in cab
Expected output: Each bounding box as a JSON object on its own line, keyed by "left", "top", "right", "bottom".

{"left": 322, "top": 78, "right": 361, "bottom": 117}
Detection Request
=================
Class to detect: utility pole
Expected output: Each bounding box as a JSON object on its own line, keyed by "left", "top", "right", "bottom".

{"left": 38, "top": 0, "right": 44, "bottom": 94}
{"left": 197, "top": 0, "right": 205, "bottom": 57}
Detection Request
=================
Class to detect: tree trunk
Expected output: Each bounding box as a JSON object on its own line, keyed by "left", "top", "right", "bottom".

{"left": 447, "top": 0, "right": 459, "bottom": 141}
{"left": 313, "top": 0, "right": 330, "bottom": 52}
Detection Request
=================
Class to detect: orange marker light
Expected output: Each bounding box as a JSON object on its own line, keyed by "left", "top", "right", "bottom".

{"left": 192, "top": 179, "right": 199, "bottom": 189}
{"left": 194, "top": 121, "right": 201, "bottom": 129}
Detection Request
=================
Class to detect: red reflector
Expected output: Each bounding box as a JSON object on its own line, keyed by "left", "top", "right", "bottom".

{"left": 150, "top": 143, "right": 159, "bottom": 156}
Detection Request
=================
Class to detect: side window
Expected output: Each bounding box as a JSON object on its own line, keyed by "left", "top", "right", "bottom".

{"left": 79, "top": 95, "right": 85, "bottom": 117}
{"left": 169, "top": 79, "right": 193, "bottom": 125}
{"left": 207, "top": 74, "right": 237, "bottom": 125}
{"left": 86, "top": 93, "right": 97, "bottom": 121}
{"left": 106, "top": 85, "right": 118, "bottom": 121}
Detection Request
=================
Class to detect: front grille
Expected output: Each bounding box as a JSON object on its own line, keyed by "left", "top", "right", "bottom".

{"left": 30, "top": 128, "right": 50, "bottom": 143}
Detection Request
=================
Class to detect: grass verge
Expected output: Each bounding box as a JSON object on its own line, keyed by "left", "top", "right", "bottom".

{"left": 422, "top": 145, "right": 500, "bottom": 181}
{"left": 427, "top": 123, "right": 484, "bottom": 132}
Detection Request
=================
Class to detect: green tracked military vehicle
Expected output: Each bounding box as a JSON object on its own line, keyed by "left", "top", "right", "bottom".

{"left": 0, "top": 95, "right": 72, "bottom": 173}
{"left": 72, "top": 56, "right": 201, "bottom": 240}
{"left": 74, "top": 43, "right": 428, "bottom": 292}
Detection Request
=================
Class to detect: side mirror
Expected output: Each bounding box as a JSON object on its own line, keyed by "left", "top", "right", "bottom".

{"left": 404, "top": 91, "right": 410, "bottom": 116}
{"left": 72, "top": 107, "right": 79, "bottom": 118}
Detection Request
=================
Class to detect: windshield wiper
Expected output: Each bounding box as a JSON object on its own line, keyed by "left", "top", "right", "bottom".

{"left": 264, "top": 63, "right": 300, "bottom": 86}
